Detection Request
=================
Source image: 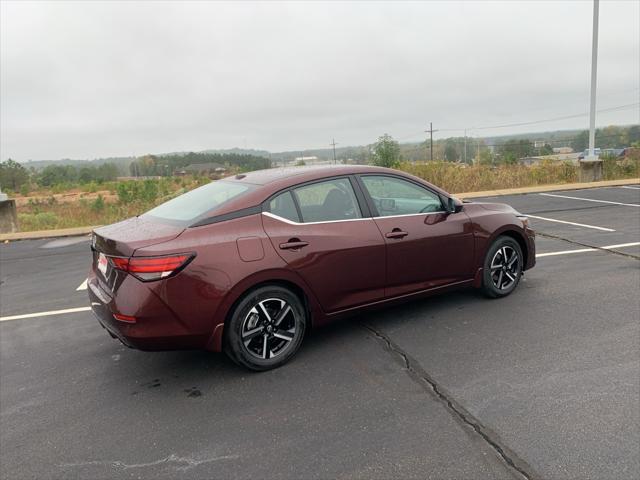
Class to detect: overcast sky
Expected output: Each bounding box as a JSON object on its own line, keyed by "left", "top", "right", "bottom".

{"left": 1, "top": 0, "right": 639, "bottom": 161}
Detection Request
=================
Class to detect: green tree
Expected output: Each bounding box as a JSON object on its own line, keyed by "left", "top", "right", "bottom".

{"left": 444, "top": 141, "right": 458, "bottom": 162}
{"left": 571, "top": 131, "right": 589, "bottom": 152}
{"left": 497, "top": 139, "right": 533, "bottom": 163}
{"left": 38, "top": 165, "right": 78, "bottom": 186}
{"left": 371, "top": 134, "right": 401, "bottom": 168}
{"left": 0, "top": 159, "right": 30, "bottom": 191}
{"left": 478, "top": 149, "right": 494, "bottom": 165}
{"left": 539, "top": 144, "right": 553, "bottom": 156}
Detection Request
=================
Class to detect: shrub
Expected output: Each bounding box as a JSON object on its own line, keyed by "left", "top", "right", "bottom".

{"left": 18, "top": 212, "right": 59, "bottom": 230}
{"left": 91, "top": 194, "right": 105, "bottom": 212}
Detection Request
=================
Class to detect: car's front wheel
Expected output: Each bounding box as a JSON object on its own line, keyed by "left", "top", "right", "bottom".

{"left": 481, "top": 236, "right": 523, "bottom": 298}
{"left": 225, "top": 285, "right": 306, "bottom": 371}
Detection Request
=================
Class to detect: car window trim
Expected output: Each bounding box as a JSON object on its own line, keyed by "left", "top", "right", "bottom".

{"left": 355, "top": 173, "right": 447, "bottom": 217}
{"left": 262, "top": 211, "right": 376, "bottom": 226}
{"left": 189, "top": 205, "right": 263, "bottom": 228}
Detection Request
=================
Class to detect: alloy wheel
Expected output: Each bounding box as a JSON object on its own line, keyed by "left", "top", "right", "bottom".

{"left": 241, "top": 298, "right": 298, "bottom": 360}
{"left": 490, "top": 246, "right": 520, "bottom": 290}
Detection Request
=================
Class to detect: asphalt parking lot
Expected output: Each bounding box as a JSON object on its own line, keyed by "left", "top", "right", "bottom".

{"left": 1, "top": 185, "right": 639, "bottom": 480}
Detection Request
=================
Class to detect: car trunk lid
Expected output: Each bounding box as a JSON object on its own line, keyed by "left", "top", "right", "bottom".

{"left": 92, "top": 216, "right": 185, "bottom": 257}
{"left": 91, "top": 216, "right": 185, "bottom": 293}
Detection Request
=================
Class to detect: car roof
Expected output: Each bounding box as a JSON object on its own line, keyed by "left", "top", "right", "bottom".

{"left": 224, "top": 164, "right": 394, "bottom": 186}
{"left": 206, "top": 164, "right": 451, "bottom": 220}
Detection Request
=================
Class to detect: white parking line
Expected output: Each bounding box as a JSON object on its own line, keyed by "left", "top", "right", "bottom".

{"left": 539, "top": 192, "right": 640, "bottom": 207}
{"left": 619, "top": 186, "right": 640, "bottom": 190}
{"left": 603, "top": 242, "right": 640, "bottom": 249}
{"left": 526, "top": 215, "right": 615, "bottom": 232}
{"left": 76, "top": 279, "right": 88, "bottom": 291}
{"left": 537, "top": 248, "right": 596, "bottom": 257}
{"left": 5, "top": 240, "right": 640, "bottom": 322}
{"left": 0, "top": 306, "right": 92, "bottom": 322}
{"left": 536, "top": 241, "right": 640, "bottom": 258}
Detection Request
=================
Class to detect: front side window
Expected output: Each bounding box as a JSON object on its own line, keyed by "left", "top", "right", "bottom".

{"left": 143, "top": 180, "right": 253, "bottom": 223}
{"left": 293, "top": 178, "right": 362, "bottom": 223}
{"left": 361, "top": 175, "right": 442, "bottom": 216}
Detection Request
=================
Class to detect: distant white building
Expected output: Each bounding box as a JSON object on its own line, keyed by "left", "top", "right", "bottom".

{"left": 294, "top": 156, "right": 319, "bottom": 162}
{"left": 553, "top": 147, "right": 573, "bottom": 154}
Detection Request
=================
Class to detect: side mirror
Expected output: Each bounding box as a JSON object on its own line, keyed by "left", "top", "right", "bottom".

{"left": 445, "top": 197, "right": 461, "bottom": 214}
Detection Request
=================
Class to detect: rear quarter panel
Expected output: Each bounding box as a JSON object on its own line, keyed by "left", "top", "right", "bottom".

{"left": 133, "top": 214, "right": 323, "bottom": 350}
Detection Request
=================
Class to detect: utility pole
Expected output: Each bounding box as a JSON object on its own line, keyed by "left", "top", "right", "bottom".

{"left": 463, "top": 128, "right": 467, "bottom": 164}
{"left": 425, "top": 122, "right": 438, "bottom": 161}
{"left": 330, "top": 138, "right": 338, "bottom": 164}
{"left": 587, "top": 0, "right": 599, "bottom": 160}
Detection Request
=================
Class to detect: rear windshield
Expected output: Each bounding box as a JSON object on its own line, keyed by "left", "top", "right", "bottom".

{"left": 142, "top": 180, "right": 253, "bottom": 224}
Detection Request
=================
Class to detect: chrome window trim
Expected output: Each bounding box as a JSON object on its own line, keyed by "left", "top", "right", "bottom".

{"left": 262, "top": 211, "right": 373, "bottom": 226}
{"left": 263, "top": 210, "right": 447, "bottom": 225}
{"left": 373, "top": 211, "right": 447, "bottom": 219}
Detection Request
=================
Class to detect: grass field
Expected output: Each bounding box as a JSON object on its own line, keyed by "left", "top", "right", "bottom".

{"left": 13, "top": 158, "right": 639, "bottom": 232}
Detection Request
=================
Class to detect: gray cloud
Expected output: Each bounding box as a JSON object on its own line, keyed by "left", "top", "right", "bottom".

{"left": 1, "top": 0, "right": 638, "bottom": 161}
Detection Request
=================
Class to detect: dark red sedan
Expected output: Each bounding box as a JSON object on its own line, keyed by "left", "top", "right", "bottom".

{"left": 88, "top": 165, "right": 535, "bottom": 370}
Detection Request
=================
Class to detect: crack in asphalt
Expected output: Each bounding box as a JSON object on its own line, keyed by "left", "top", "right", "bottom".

{"left": 537, "top": 231, "right": 640, "bottom": 260}
{"left": 362, "top": 322, "right": 540, "bottom": 480}
{"left": 59, "top": 453, "right": 239, "bottom": 472}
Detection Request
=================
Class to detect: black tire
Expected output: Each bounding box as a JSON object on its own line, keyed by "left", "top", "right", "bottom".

{"left": 225, "top": 285, "right": 307, "bottom": 371}
{"left": 481, "top": 236, "right": 524, "bottom": 298}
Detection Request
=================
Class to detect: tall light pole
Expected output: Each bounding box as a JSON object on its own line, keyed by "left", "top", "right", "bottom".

{"left": 587, "top": 0, "right": 599, "bottom": 160}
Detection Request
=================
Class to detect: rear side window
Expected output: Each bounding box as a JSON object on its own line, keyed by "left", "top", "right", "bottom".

{"left": 143, "top": 180, "right": 253, "bottom": 223}
{"left": 268, "top": 191, "right": 300, "bottom": 222}
{"left": 293, "top": 178, "right": 362, "bottom": 223}
{"left": 361, "top": 175, "right": 443, "bottom": 216}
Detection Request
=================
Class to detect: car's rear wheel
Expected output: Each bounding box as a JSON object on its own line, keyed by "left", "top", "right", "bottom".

{"left": 481, "top": 236, "right": 523, "bottom": 298}
{"left": 225, "top": 285, "right": 306, "bottom": 371}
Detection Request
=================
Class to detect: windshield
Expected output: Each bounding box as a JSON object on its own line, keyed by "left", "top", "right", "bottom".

{"left": 143, "top": 180, "right": 253, "bottom": 224}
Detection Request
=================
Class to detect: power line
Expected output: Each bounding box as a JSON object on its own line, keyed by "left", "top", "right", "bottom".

{"left": 270, "top": 102, "right": 638, "bottom": 157}
{"left": 441, "top": 103, "right": 639, "bottom": 133}
{"left": 400, "top": 132, "right": 634, "bottom": 155}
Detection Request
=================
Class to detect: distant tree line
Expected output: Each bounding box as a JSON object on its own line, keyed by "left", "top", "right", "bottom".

{"left": 128, "top": 152, "right": 271, "bottom": 176}
{"left": 571, "top": 125, "right": 640, "bottom": 152}
{"left": 0, "top": 152, "right": 271, "bottom": 194}
{"left": 0, "top": 159, "right": 120, "bottom": 193}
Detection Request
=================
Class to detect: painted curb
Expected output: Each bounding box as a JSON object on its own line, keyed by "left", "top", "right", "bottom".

{"left": 455, "top": 178, "right": 639, "bottom": 199}
{"left": 1, "top": 226, "right": 100, "bottom": 242}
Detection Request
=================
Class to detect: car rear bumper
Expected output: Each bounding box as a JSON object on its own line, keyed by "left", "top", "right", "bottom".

{"left": 87, "top": 274, "right": 208, "bottom": 351}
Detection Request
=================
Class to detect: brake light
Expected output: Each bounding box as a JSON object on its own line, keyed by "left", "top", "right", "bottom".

{"left": 109, "top": 254, "right": 194, "bottom": 281}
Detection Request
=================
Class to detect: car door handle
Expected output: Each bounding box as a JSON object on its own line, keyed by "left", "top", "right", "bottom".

{"left": 279, "top": 239, "right": 309, "bottom": 250}
{"left": 385, "top": 229, "right": 408, "bottom": 239}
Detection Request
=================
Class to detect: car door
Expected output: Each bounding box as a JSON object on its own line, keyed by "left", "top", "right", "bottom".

{"left": 261, "top": 176, "right": 386, "bottom": 313}
{"left": 358, "top": 174, "right": 475, "bottom": 298}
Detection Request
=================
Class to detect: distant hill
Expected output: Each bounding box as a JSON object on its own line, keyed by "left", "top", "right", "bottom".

{"left": 12, "top": 124, "right": 638, "bottom": 170}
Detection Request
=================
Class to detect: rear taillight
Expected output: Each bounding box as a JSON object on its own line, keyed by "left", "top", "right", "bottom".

{"left": 109, "top": 254, "right": 194, "bottom": 282}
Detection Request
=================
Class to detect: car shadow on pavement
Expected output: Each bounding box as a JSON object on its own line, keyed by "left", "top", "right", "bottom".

{"left": 92, "top": 286, "right": 493, "bottom": 401}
